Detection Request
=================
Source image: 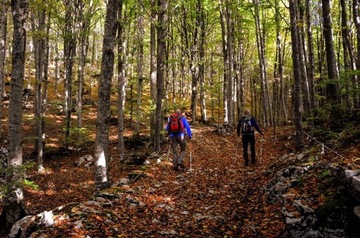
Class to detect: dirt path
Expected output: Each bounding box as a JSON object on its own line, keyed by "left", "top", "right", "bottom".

{"left": 20, "top": 124, "right": 293, "bottom": 237}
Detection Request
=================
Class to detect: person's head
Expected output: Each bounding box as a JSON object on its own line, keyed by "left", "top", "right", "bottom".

{"left": 244, "top": 109, "right": 251, "bottom": 116}
{"left": 175, "top": 109, "right": 182, "bottom": 115}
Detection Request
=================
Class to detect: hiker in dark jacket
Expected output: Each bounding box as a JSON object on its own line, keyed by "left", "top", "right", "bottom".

{"left": 236, "top": 109, "right": 264, "bottom": 166}
{"left": 166, "top": 109, "right": 192, "bottom": 170}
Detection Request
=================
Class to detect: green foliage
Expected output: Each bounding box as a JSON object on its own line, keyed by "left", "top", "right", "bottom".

{"left": 305, "top": 104, "right": 346, "bottom": 133}
{"left": 315, "top": 168, "right": 348, "bottom": 229}
{"left": 305, "top": 104, "right": 360, "bottom": 146}
{"left": 0, "top": 162, "right": 37, "bottom": 200}
{"left": 63, "top": 126, "right": 92, "bottom": 147}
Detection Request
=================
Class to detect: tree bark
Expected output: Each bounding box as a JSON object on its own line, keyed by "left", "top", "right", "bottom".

{"left": 0, "top": 0, "right": 8, "bottom": 140}
{"left": 353, "top": 0, "right": 360, "bottom": 108}
{"left": 30, "top": 3, "right": 46, "bottom": 171}
{"left": 95, "top": 0, "right": 119, "bottom": 190}
{"left": 117, "top": 1, "right": 126, "bottom": 161}
{"left": 63, "top": 0, "right": 77, "bottom": 148}
{"left": 149, "top": 0, "right": 157, "bottom": 145}
{"left": 253, "top": 0, "right": 272, "bottom": 127}
{"left": 322, "top": 0, "right": 340, "bottom": 103}
{"left": 289, "top": 0, "right": 304, "bottom": 151}
{"left": 135, "top": 1, "right": 144, "bottom": 135}
{"left": 4, "top": 0, "right": 29, "bottom": 231}
{"left": 305, "top": 0, "right": 316, "bottom": 110}
{"left": 154, "top": 0, "right": 168, "bottom": 151}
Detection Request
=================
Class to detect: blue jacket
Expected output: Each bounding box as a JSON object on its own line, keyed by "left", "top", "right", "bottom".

{"left": 237, "top": 116, "right": 263, "bottom": 136}
{"left": 166, "top": 115, "right": 192, "bottom": 139}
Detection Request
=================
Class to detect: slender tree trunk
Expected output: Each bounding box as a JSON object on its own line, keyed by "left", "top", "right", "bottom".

{"left": 95, "top": 0, "right": 119, "bottom": 190}
{"left": 340, "top": 0, "right": 352, "bottom": 107}
{"left": 219, "top": 1, "right": 229, "bottom": 124}
{"left": 253, "top": 0, "right": 271, "bottom": 127}
{"left": 225, "top": 1, "right": 234, "bottom": 127}
{"left": 63, "top": 0, "right": 77, "bottom": 148}
{"left": 54, "top": 41, "right": 59, "bottom": 95}
{"left": 322, "top": 0, "right": 340, "bottom": 103}
{"left": 273, "top": 0, "right": 282, "bottom": 128}
{"left": 305, "top": 0, "right": 316, "bottom": 109}
{"left": 0, "top": 0, "right": 7, "bottom": 139}
{"left": 289, "top": 0, "right": 304, "bottom": 151}
{"left": 117, "top": 1, "right": 126, "bottom": 161}
{"left": 135, "top": 2, "right": 144, "bottom": 135}
{"left": 30, "top": 4, "right": 46, "bottom": 171}
{"left": 4, "top": 0, "right": 29, "bottom": 231}
{"left": 298, "top": 5, "right": 311, "bottom": 115}
{"left": 353, "top": 0, "right": 360, "bottom": 108}
{"left": 199, "top": 9, "right": 207, "bottom": 123}
{"left": 76, "top": 0, "right": 91, "bottom": 146}
{"left": 149, "top": 0, "right": 157, "bottom": 145}
{"left": 154, "top": 0, "right": 168, "bottom": 151}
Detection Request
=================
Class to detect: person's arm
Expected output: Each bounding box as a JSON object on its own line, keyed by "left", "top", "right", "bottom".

{"left": 252, "top": 118, "right": 264, "bottom": 135}
{"left": 182, "top": 117, "right": 192, "bottom": 138}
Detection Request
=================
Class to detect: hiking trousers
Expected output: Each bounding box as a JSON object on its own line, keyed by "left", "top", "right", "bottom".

{"left": 171, "top": 135, "right": 186, "bottom": 168}
{"left": 242, "top": 134, "right": 256, "bottom": 164}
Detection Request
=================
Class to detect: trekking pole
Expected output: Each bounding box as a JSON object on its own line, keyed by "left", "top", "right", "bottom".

{"left": 260, "top": 135, "right": 264, "bottom": 164}
{"left": 234, "top": 133, "right": 238, "bottom": 163}
{"left": 189, "top": 139, "right": 193, "bottom": 172}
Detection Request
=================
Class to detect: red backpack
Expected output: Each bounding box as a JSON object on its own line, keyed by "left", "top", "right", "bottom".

{"left": 169, "top": 113, "right": 184, "bottom": 133}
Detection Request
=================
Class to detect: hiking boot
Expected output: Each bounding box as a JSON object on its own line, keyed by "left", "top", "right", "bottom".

{"left": 244, "top": 161, "right": 249, "bottom": 166}
{"left": 251, "top": 159, "right": 256, "bottom": 164}
{"left": 178, "top": 163, "right": 185, "bottom": 169}
{"left": 172, "top": 166, "right": 179, "bottom": 171}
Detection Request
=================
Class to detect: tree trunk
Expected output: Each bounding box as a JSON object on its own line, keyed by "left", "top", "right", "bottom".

{"left": 219, "top": 1, "right": 229, "bottom": 124}
{"left": 305, "top": 0, "right": 316, "bottom": 110}
{"left": 199, "top": 8, "right": 207, "bottom": 123}
{"left": 117, "top": 1, "right": 126, "bottom": 161}
{"left": 253, "top": 0, "right": 272, "bottom": 127}
{"left": 135, "top": 2, "right": 144, "bottom": 135}
{"left": 149, "top": 0, "right": 157, "bottom": 145}
{"left": 94, "top": 0, "right": 119, "bottom": 190}
{"left": 63, "top": 0, "right": 77, "bottom": 148}
{"left": 289, "top": 0, "right": 304, "bottom": 151}
{"left": 0, "top": 0, "right": 7, "bottom": 140}
{"left": 298, "top": 6, "right": 311, "bottom": 115}
{"left": 76, "top": 0, "right": 91, "bottom": 147}
{"left": 353, "top": 0, "right": 360, "bottom": 108}
{"left": 322, "top": 0, "right": 340, "bottom": 103}
{"left": 30, "top": 4, "right": 46, "bottom": 171}
{"left": 4, "top": 0, "right": 29, "bottom": 231}
{"left": 154, "top": 0, "right": 168, "bottom": 151}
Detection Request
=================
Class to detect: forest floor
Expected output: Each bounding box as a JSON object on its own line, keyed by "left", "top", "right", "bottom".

{"left": 1, "top": 94, "right": 360, "bottom": 237}
{"left": 22, "top": 122, "right": 291, "bottom": 237}
{"left": 5, "top": 117, "right": 359, "bottom": 238}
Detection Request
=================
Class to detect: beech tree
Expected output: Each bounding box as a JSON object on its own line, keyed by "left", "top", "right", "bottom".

{"left": 4, "top": 0, "right": 29, "bottom": 230}
{"left": 154, "top": 0, "right": 168, "bottom": 151}
{"left": 30, "top": 0, "right": 47, "bottom": 171}
{"left": 322, "top": 0, "right": 340, "bottom": 103}
{"left": 0, "top": 0, "right": 7, "bottom": 140}
{"left": 289, "top": 0, "right": 304, "bottom": 151}
{"left": 94, "top": 0, "right": 119, "bottom": 189}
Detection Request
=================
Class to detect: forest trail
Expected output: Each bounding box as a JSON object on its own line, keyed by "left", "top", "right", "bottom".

{"left": 20, "top": 123, "right": 295, "bottom": 237}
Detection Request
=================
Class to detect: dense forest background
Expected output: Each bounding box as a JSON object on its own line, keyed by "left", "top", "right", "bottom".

{"left": 1, "top": 0, "right": 360, "bottom": 235}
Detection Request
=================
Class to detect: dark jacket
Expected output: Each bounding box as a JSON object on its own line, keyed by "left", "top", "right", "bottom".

{"left": 237, "top": 116, "right": 263, "bottom": 136}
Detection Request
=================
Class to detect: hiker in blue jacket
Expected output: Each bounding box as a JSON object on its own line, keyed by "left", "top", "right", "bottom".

{"left": 166, "top": 109, "right": 192, "bottom": 170}
{"left": 236, "top": 109, "right": 264, "bottom": 166}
